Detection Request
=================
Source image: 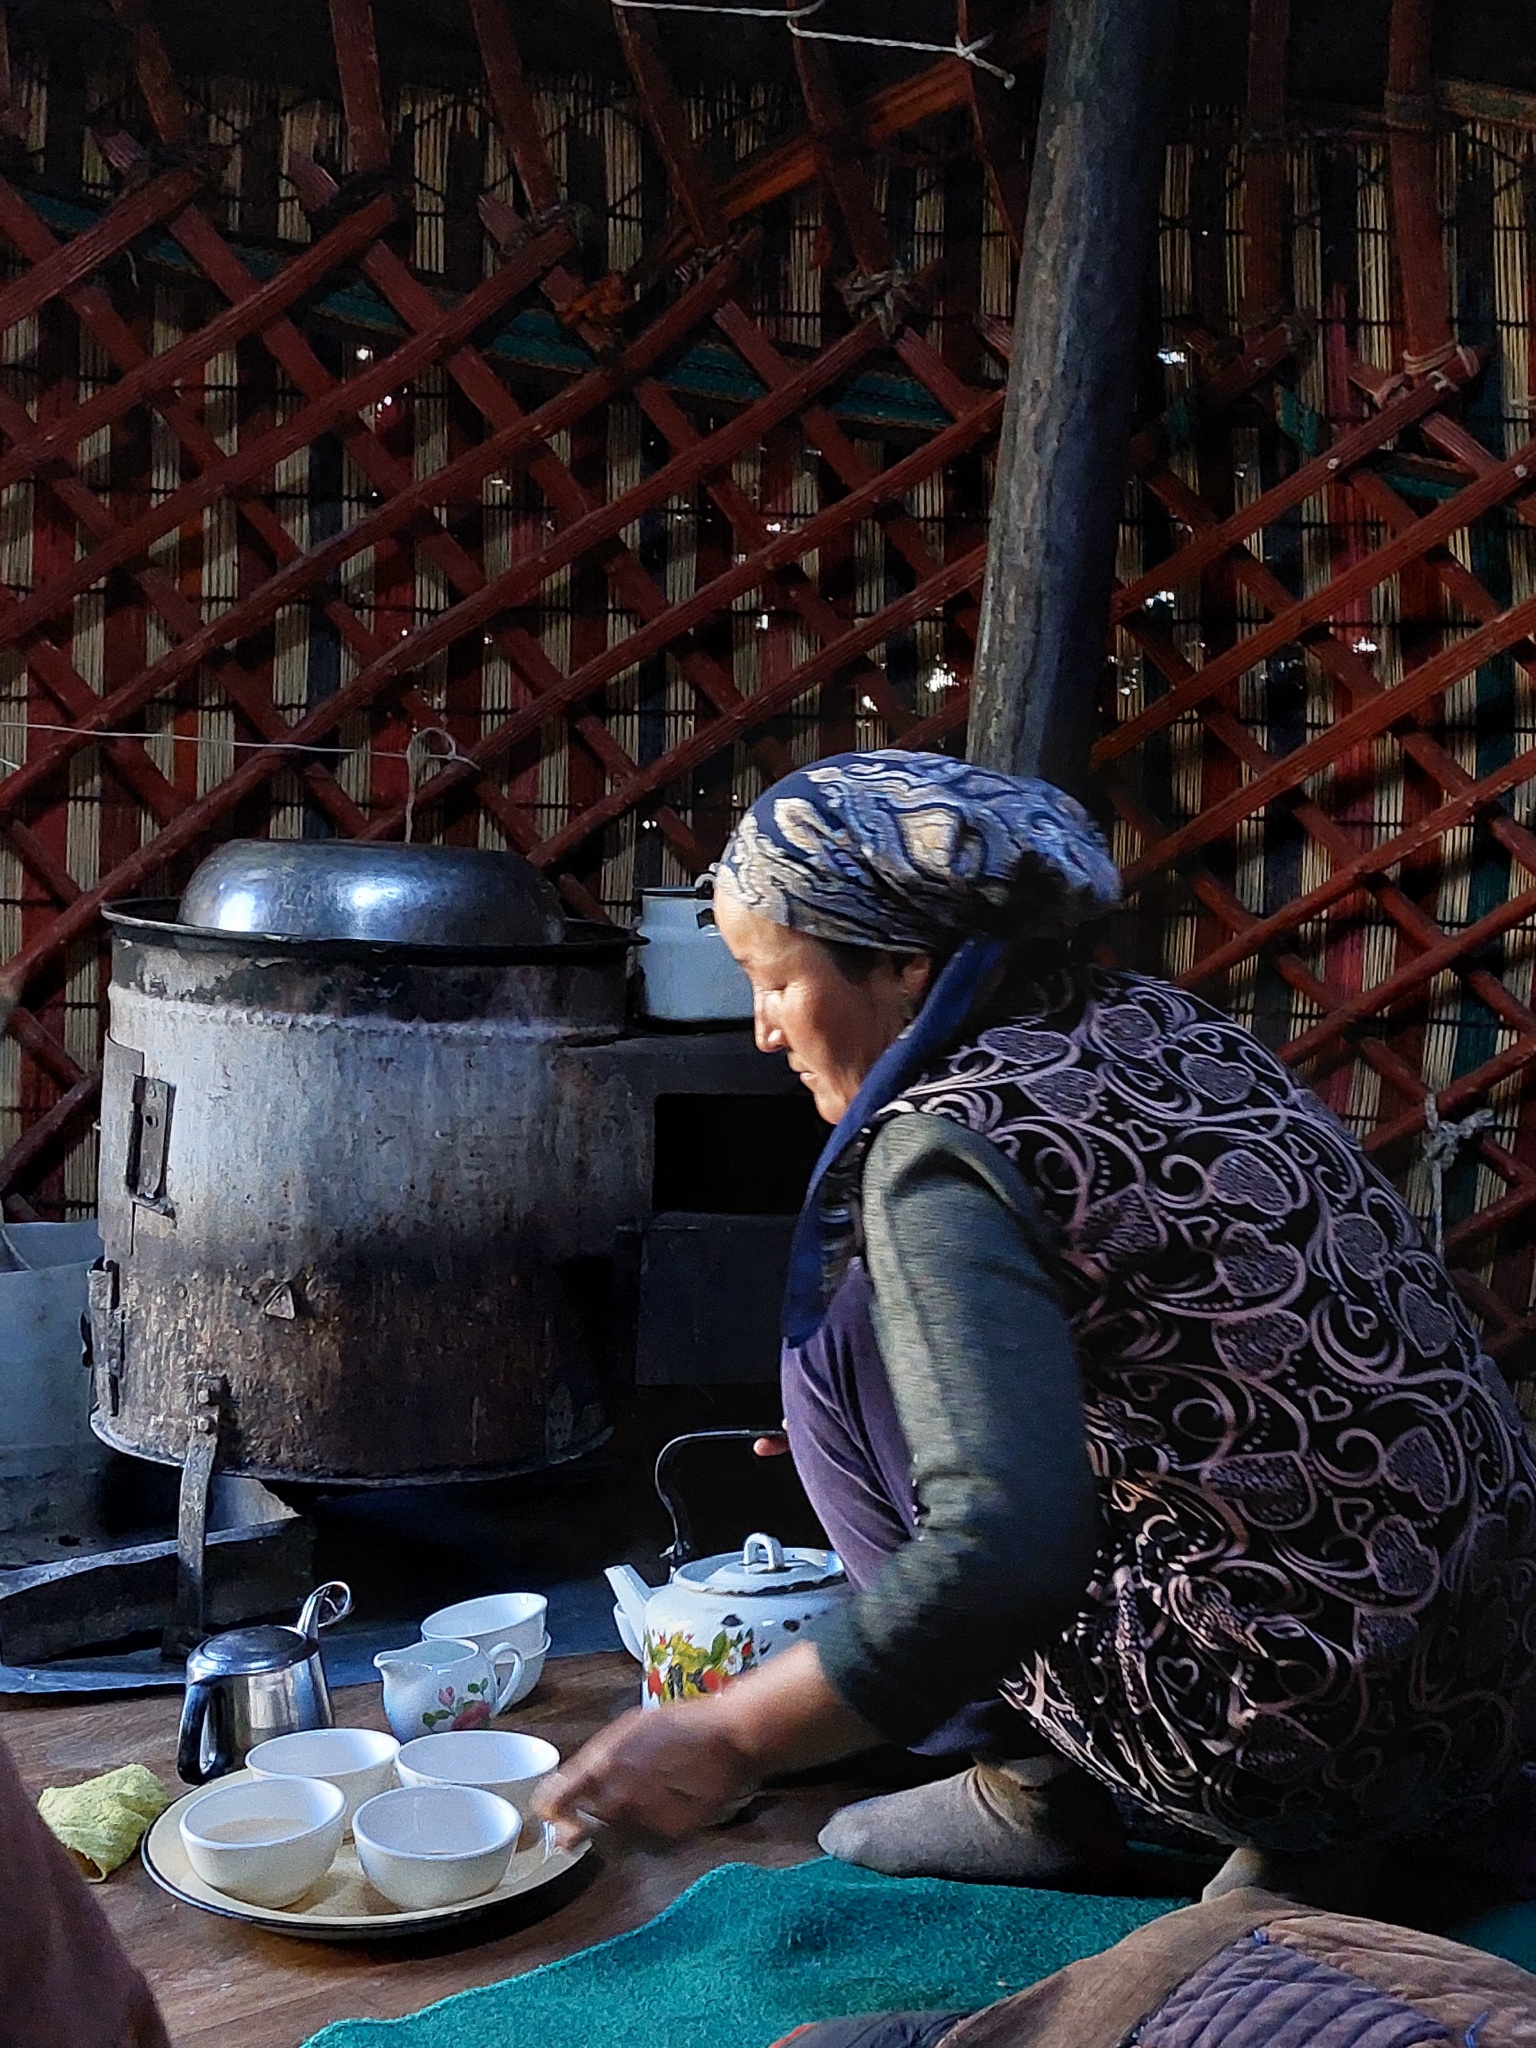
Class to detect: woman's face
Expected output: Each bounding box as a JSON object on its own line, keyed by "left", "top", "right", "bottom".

{"left": 714, "top": 892, "right": 933, "bottom": 1123}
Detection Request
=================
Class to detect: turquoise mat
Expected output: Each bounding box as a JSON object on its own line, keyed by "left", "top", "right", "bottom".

{"left": 302, "top": 1856, "right": 1536, "bottom": 2048}
{"left": 302, "top": 1859, "right": 1176, "bottom": 2047}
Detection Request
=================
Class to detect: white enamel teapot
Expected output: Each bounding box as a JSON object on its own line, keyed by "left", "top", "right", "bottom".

{"left": 605, "top": 1430, "right": 849, "bottom": 1707}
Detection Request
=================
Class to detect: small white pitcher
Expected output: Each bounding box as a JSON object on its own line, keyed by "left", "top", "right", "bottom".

{"left": 373, "top": 1636, "right": 524, "bottom": 1742}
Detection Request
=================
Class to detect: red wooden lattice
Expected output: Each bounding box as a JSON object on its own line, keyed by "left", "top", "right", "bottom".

{"left": 0, "top": 0, "right": 1036, "bottom": 1222}
{"left": 5, "top": 0, "right": 1536, "bottom": 1392}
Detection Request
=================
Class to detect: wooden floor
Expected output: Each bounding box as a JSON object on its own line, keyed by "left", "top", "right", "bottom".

{"left": 0, "top": 1653, "right": 851, "bottom": 2048}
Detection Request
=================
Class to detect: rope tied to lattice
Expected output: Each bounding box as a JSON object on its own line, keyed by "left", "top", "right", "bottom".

{"left": 1422, "top": 1094, "right": 1498, "bottom": 1260}
{"left": 403, "top": 727, "right": 478, "bottom": 844}
{"left": 481, "top": 194, "right": 599, "bottom": 258}
{"left": 838, "top": 265, "right": 922, "bottom": 342}
{"left": 1401, "top": 339, "right": 1483, "bottom": 383}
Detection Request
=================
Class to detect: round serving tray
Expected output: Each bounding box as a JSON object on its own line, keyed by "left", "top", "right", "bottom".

{"left": 142, "top": 1770, "right": 591, "bottom": 1942}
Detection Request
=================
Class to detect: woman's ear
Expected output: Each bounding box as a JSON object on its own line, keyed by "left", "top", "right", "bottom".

{"left": 899, "top": 953, "right": 934, "bottom": 1012}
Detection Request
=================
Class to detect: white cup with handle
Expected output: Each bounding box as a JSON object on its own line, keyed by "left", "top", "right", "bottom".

{"left": 373, "top": 1636, "right": 523, "bottom": 1743}
{"left": 422, "top": 1594, "right": 549, "bottom": 1706}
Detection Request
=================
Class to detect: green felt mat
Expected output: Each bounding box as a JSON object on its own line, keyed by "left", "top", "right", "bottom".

{"left": 301, "top": 1856, "right": 1536, "bottom": 2048}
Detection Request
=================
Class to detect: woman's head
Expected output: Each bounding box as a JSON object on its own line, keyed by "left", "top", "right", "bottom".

{"left": 713, "top": 892, "right": 932, "bottom": 1122}
{"left": 713, "top": 750, "right": 1119, "bottom": 1124}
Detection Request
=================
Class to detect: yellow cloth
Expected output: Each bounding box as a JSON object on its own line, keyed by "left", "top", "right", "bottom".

{"left": 37, "top": 1764, "right": 172, "bottom": 1881}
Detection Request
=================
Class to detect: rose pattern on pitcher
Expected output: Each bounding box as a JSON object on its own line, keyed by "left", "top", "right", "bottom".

{"left": 419, "top": 1675, "right": 493, "bottom": 1731}
{"left": 644, "top": 1626, "right": 757, "bottom": 1702}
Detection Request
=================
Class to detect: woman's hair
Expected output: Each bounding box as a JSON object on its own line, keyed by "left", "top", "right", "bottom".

{"left": 816, "top": 935, "right": 951, "bottom": 984}
{"left": 815, "top": 925, "right": 1092, "bottom": 1001}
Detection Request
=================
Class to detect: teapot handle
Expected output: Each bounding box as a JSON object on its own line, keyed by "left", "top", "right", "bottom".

{"left": 176, "top": 1677, "right": 233, "bottom": 1785}
{"left": 653, "top": 1429, "right": 770, "bottom": 1567}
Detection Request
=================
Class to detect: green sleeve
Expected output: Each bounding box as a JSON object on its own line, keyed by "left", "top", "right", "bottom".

{"left": 812, "top": 1112, "right": 1102, "bottom": 1744}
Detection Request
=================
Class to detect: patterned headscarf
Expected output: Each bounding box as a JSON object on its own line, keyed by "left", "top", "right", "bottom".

{"left": 714, "top": 753, "right": 1122, "bottom": 1344}
{"left": 716, "top": 751, "right": 1119, "bottom": 953}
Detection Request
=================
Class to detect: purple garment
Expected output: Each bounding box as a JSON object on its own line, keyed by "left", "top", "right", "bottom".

{"left": 855, "top": 965, "right": 1536, "bottom": 1850}
{"left": 781, "top": 1261, "right": 917, "bottom": 1592}
{"left": 782, "top": 1260, "right": 1041, "bottom": 1762}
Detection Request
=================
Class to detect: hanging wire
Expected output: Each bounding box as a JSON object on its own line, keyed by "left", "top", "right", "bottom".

{"left": 0, "top": 719, "right": 484, "bottom": 835}
{"left": 787, "top": 19, "right": 1015, "bottom": 88}
{"left": 403, "top": 726, "right": 478, "bottom": 843}
{"left": 605, "top": 0, "right": 1014, "bottom": 85}
{"left": 4, "top": 720, "right": 433, "bottom": 763}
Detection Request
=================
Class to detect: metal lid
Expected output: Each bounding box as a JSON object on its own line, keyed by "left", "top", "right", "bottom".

{"left": 104, "top": 897, "right": 637, "bottom": 969}
{"left": 674, "top": 1532, "right": 845, "bottom": 1598}
{"left": 177, "top": 838, "right": 566, "bottom": 949}
{"left": 185, "top": 1624, "right": 311, "bottom": 1679}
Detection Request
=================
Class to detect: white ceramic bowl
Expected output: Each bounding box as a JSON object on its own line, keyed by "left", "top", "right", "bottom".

{"left": 422, "top": 1593, "right": 549, "bottom": 1661}
{"left": 247, "top": 1727, "right": 400, "bottom": 1836}
{"left": 179, "top": 1774, "right": 345, "bottom": 1908}
{"left": 394, "top": 1729, "right": 560, "bottom": 1819}
{"left": 352, "top": 1784, "right": 520, "bottom": 1909}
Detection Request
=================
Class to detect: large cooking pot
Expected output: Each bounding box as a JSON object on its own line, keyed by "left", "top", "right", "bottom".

{"left": 178, "top": 838, "right": 564, "bottom": 949}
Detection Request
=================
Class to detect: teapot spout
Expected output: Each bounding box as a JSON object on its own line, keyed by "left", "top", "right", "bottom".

{"left": 297, "top": 1580, "right": 352, "bottom": 1641}
{"left": 604, "top": 1565, "right": 651, "bottom": 1655}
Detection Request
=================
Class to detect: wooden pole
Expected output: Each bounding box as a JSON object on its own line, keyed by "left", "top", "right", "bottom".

{"left": 1243, "top": 0, "right": 1292, "bottom": 325}
{"left": 966, "top": 0, "right": 1179, "bottom": 793}
{"left": 1385, "top": 0, "right": 1452, "bottom": 366}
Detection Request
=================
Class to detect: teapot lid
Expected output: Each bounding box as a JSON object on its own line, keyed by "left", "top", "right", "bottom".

{"left": 674, "top": 1531, "right": 845, "bottom": 1598}
{"left": 186, "top": 1624, "right": 309, "bottom": 1679}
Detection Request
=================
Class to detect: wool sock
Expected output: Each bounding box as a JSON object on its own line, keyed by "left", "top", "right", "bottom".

{"left": 817, "top": 1758, "right": 1129, "bottom": 1887}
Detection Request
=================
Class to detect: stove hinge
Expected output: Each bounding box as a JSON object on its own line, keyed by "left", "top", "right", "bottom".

{"left": 127, "top": 1073, "right": 176, "bottom": 1218}
{"left": 83, "top": 1258, "right": 124, "bottom": 1418}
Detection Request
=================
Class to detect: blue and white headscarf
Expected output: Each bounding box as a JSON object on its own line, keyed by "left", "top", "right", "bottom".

{"left": 715, "top": 752, "right": 1121, "bottom": 1342}
{"left": 716, "top": 751, "right": 1119, "bottom": 955}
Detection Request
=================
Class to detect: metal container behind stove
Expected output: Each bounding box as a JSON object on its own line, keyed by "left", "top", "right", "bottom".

{"left": 92, "top": 844, "right": 634, "bottom": 1486}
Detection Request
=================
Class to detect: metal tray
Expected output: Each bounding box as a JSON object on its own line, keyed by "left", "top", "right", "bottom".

{"left": 142, "top": 1770, "right": 590, "bottom": 1941}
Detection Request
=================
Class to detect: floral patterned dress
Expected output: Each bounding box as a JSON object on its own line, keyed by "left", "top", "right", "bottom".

{"left": 876, "top": 965, "right": 1536, "bottom": 1850}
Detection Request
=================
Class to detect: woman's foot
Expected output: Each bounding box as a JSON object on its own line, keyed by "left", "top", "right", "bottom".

{"left": 817, "top": 1757, "right": 1129, "bottom": 1886}
{"left": 1200, "top": 1841, "right": 1384, "bottom": 1913}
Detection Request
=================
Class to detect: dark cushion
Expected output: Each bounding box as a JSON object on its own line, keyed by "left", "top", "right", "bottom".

{"left": 770, "top": 2015, "right": 968, "bottom": 2048}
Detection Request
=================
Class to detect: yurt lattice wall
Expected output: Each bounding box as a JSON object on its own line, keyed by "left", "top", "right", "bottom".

{"left": 8, "top": 1, "right": 1536, "bottom": 1395}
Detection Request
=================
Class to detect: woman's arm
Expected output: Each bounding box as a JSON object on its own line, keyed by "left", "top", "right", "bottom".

{"left": 537, "top": 1112, "right": 1100, "bottom": 1846}
{"left": 536, "top": 1640, "right": 878, "bottom": 1847}
{"left": 809, "top": 1111, "right": 1102, "bottom": 1743}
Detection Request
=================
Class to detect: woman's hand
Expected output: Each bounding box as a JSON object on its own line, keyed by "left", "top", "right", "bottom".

{"left": 535, "top": 1701, "right": 758, "bottom": 1849}
{"left": 534, "top": 1642, "right": 880, "bottom": 1850}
